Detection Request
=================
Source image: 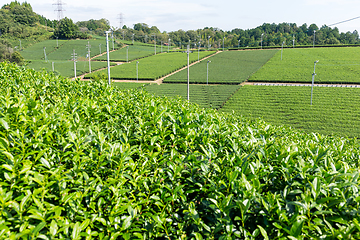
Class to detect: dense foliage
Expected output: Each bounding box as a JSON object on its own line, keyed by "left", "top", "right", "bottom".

{"left": 117, "top": 22, "right": 360, "bottom": 49}
{"left": 1, "top": 62, "right": 360, "bottom": 239}
{"left": 76, "top": 19, "right": 111, "bottom": 37}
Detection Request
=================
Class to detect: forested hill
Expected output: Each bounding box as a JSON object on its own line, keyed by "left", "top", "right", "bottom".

{"left": 119, "top": 22, "right": 360, "bottom": 49}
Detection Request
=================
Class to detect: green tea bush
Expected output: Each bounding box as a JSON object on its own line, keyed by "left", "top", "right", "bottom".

{"left": 1, "top": 62, "right": 360, "bottom": 239}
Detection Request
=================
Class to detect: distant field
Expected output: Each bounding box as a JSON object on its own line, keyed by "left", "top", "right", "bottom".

{"left": 164, "top": 50, "right": 278, "bottom": 84}
{"left": 112, "top": 82, "right": 148, "bottom": 90}
{"left": 20, "top": 39, "right": 68, "bottom": 60}
{"left": 249, "top": 47, "right": 360, "bottom": 83}
{"left": 145, "top": 84, "right": 240, "bottom": 109}
{"left": 94, "top": 45, "right": 156, "bottom": 62}
{"left": 47, "top": 39, "right": 119, "bottom": 60}
{"left": 26, "top": 60, "right": 116, "bottom": 78}
{"left": 85, "top": 51, "right": 215, "bottom": 80}
{"left": 221, "top": 85, "right": 360, "bottom": 137}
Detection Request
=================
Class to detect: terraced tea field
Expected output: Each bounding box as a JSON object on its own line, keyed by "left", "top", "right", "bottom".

{"left": 85, "top": 51, "right": 215, "bottom": 80}
{"left": 164, "top": 50, "right": 278, "bottom": 84}
{"left": 94, "top": 45, "right": 157, "bottom": 62}
{"left": 27, "top": 60, "right": 116, "bottom": 78}
{"left": 20, "top": 39, "right": 69, "bottom": 60}
{"left": 249, "top": 47, "right": 360, "bottom": 83}
{"left": 221, "top": 85, "right": 360, "bottom": 137}
{"left": 145, "top": 84, "right": 240, "bottom": 109}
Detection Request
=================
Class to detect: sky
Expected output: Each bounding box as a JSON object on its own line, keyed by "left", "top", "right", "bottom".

{"left": 11, "top": 0, "right": 360, "bottom": 33}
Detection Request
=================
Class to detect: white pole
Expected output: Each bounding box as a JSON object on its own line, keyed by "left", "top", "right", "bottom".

{"left": 168, "top": 38, "right": 170, "bottom": 52}
{"left": 238, "top": 40, "right": 240, "bottom": 48}
{"left": 19, "top": 39, "right": 21, "bottom": 51}
{"left": 310, "top": 60, "right": 319, "bottom": 105}
{"left": 112, "top": 34, "right": 115, "bottom": 51}
{"left": 313, "top": 30, "right": 316, "bottom": 48}
{"left": 223, "top": 37, "right": 224, "bottom": 51}
{"left": 105, "top": 30, "right": 111, "bottom": 85}
{"left": 198, "top": 42, "right": 200, "bottom": 61}
{"left": 52, "top": 62, "right": 54, "bottom": 71}
{"left": 187, "top": 45, "right": 190, "bottom": 101}
{"left": 153, "top": 35, "right": 156, "bottom": 55}
{"left": 72, "top": 49, "right": 77, "bottom": 78}
{"left": 207, "top": 60, "right": 211, "bottom": 85}
{"left": 87, "top": 41, "right": 91, "bottom": 73}
{"left": 161, "top": 41, "right": 162, "bottom": 53}
{"left": 136, "top": 61, "right": 139, "bottom": 81}
{"left": 293, "top": 35, "right": 295, "bottom": 48}
{"left": 261, "top": 33, "right": 264, "bottom": 49}
{"left": 126, "top": 46, "right": 129, "bottom": 62}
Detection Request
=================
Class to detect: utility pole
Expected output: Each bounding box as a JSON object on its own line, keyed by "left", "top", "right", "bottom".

{"left": 313, "top": 30, "right": 316, "bottom": 48}
{"left": 198, "top": 41, "right": 200, "bottom": 61}
{"left": 168, "top": 38, "right": 170, "bottom": 52}
{"left": 86, "top": 41, "right": 91, "bottom": 73}
{"left": 223, "top": 37, "right": 225, "bottom": 51}
{"left": 161, "top": 41, "right": 163, "bottom": 53}
{"left": 43, "top": 47, "right": 48, "bottom": 62}
{"left": 261, "top": 33, "right": 264, "bottom": 49}
{"left": 293, "top": 35, "right": 295, "bottom": 48}
{"left": 19, "top": 39, "right": 22, "bottom": 51}
{"left": 52, "top": 62, "right": 54, "bottom": 72}
{"left": 186, "top": 45, "right": 190, "bottom": 101}
{"left": 208, "top": 36, "right": 210, "bottom": 50}
{"left": 152, "top": 34, "right": 156, "bottom": 55}
{"left": 71, "top": 49, "right": 77, "bottom": 78}
{"left": 310, "top": 61, "right": 319, "bottom": 105}
{"left": 53, "top": 0, "right": 65, "bottom": 21}
{"left": 126, "top": 46, "right": 129, "bottom": 62}
{"left": 105, "top": 30, "right": 111, "bottom": 85}
{"left": 112, "top": 32, "right": 115, "bottom": 51}
{"left": 145, "top": 35, "right": 147, "bottom": 43}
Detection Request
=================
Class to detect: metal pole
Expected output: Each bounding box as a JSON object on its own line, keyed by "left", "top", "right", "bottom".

{"left": 238, "top": 40, "right": 240, "bottom": 48}
{"left": 153, "top": 35, "right": 156, "bottom": 55}
{"left": 208, "top": 36, "right": 210, "bottom": 50}
{"left": 136, "top": 61, "right": 139, "bottom": 81}
{"left": 198, "top": 42, "right": 200, "bottom": 61}
{"left": 313, "top": 30, "right": 316, "bottom": 48}
{"left": 87, "top": 41, "right": 91, "bottom": 73}
{"left": 168, "top": 38, "right": 170, "bottom": 52}
{"left": 105, "top": 31, "right": 111, "bottom": 85}
{"left": 187, "top": 45, "right": 190, "bottom": 101}
{"left": 19, "top": 39, "right": 21, "bottom": 51}
{"left": 52, "top": 62, "right": 54, "bottom": 71}
{"left": 293, "top": 35, "right": 295, "bottom": 48}
{"left": 261, "top": 33, "right": 264, "bottom": 49}
{"left": 72, "top": 49, "right": 77, "bottom": 78}
{"left": 310, "top": 60, "right": 319, "bottom": 105}
{"left": 223, "top": 37, "right": 224, "bottom": 51}
{"left": 207, "top": 60, "right": 211, "bottom": 85}
{"left": 126, "top": 46, "right": 129, "bottom": 62}
{"left": 161, "top": 41, "right": 162, "bottom": 53}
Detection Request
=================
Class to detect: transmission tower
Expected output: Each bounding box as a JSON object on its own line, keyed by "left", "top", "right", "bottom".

{"left": 118, "top": 13, "right": 124, "bottom": 29}
{"left": 53, "top": 0, "right": 66, "bottom": 21}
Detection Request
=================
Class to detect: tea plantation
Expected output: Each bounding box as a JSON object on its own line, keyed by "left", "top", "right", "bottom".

{"left": 164, "top": 50, "right": 277, "bottom": 84}
{"left": 1, "top": 62, "right": 360, "bottom": 239}
{"left": 249, "top": 47, "right": 360, "bottom": 83}
{"left": 221, "top": 85, "right": 360, "bottom": 138}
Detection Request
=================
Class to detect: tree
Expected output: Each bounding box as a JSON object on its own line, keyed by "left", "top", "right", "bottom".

{"left": 54, "top": 17, "right": 79, "bottom": 39}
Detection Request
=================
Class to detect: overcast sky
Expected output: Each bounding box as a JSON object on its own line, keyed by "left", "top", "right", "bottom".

{"left": 18, "top": 0, "right": 360, "bottom": 33}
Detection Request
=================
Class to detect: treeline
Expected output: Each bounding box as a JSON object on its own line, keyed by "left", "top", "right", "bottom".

{"left": 115, "top": 22, "right": 360, "bottom": 48}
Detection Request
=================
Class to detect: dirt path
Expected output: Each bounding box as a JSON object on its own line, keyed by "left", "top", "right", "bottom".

{"left": 79, "top": 50, "right": 220, "bottom": 84}
{"left": 244, "top": 82, "right": 360, "bottom": 88}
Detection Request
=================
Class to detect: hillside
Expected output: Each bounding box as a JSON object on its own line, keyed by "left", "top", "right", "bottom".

{"left": 1, "top": 61, "right": 360, "bottom": 239}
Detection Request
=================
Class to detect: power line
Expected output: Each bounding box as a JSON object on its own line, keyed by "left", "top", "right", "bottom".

{"left": 328, "top": 16, "right": 360, "bottom": 27}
